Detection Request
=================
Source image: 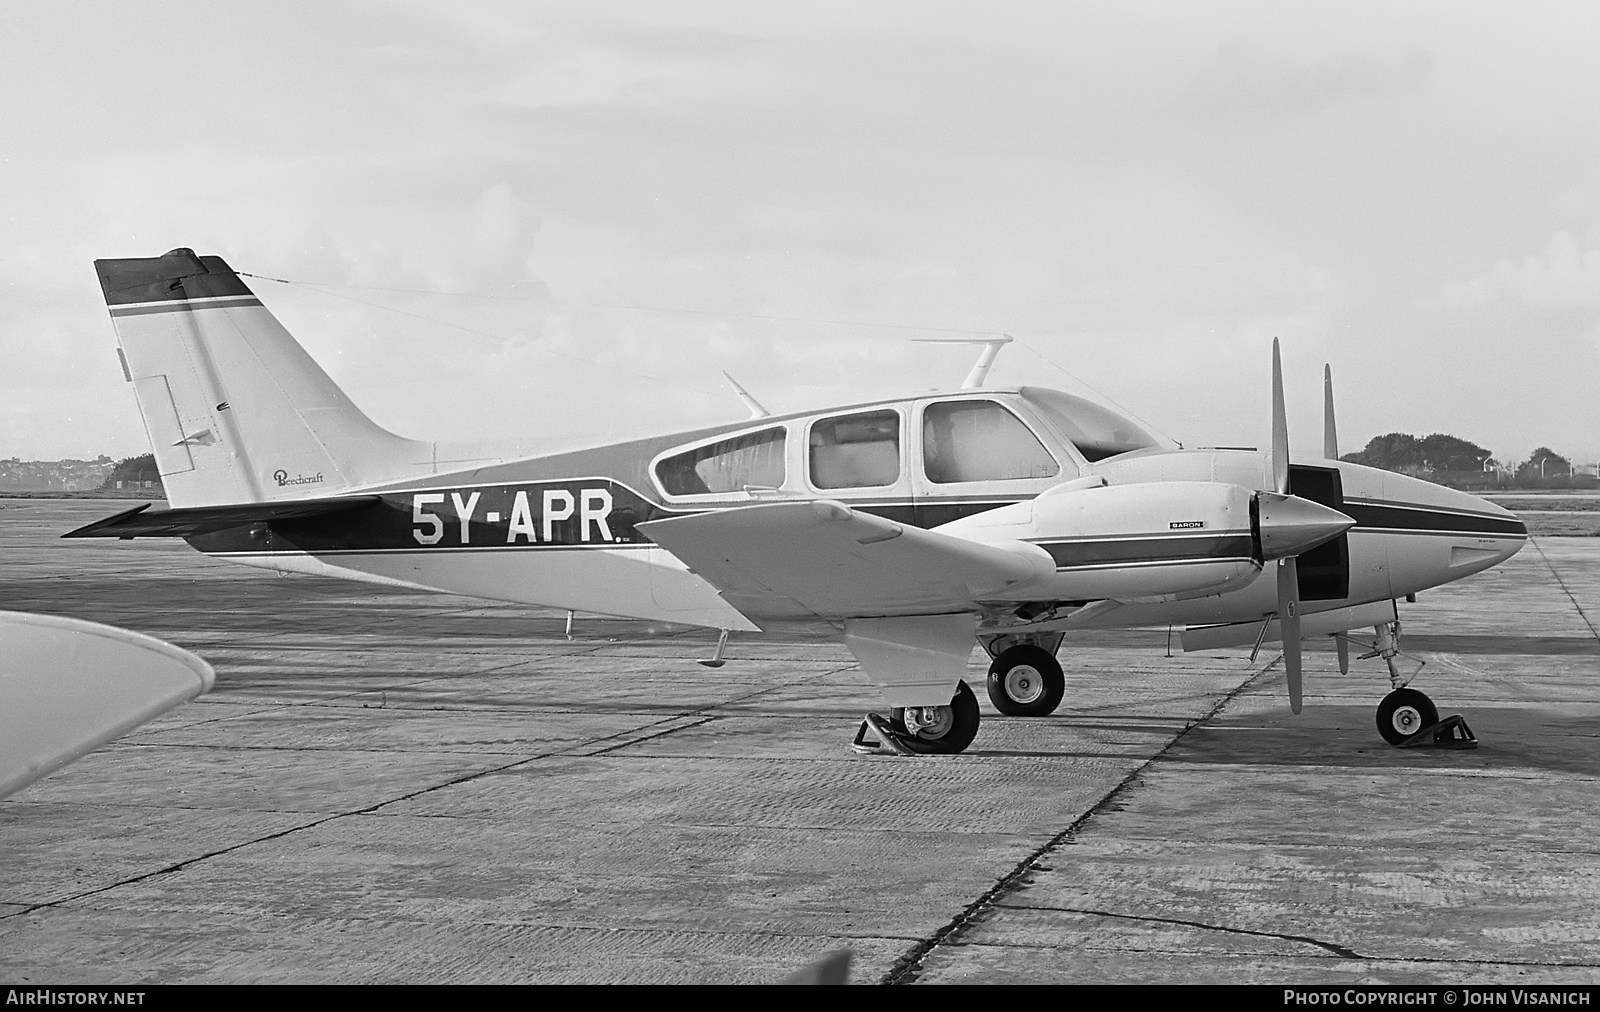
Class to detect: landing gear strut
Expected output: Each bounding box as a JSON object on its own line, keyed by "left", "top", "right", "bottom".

{"left": 852, "top": 681, "right": 981, "bottom": 755}
{"left": 1357, "top": 619, "right": 1477, "bottom": 749}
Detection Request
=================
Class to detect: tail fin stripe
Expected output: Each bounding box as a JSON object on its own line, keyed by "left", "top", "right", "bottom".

{"left": 109, "top": 296, "right": 263, "bottom": 318}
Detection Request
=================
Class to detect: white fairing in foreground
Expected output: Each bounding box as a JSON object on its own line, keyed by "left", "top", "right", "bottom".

{"left": 0, "top": 612, "right": 215, "bottom": 799}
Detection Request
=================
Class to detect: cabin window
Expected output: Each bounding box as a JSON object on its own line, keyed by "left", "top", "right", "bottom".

{"left": 922, "top": 400, "right": 1059, "bottom": 483}
{"left": 810, "top": 410, "right": 901, "bottom": 489}
{"left": 656, "top": 427, "right": 787, "bottom": 496}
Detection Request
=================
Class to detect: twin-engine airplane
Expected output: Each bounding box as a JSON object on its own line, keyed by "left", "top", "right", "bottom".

{"left": 68, "top": 249, "right": 1528, "bottom": 755}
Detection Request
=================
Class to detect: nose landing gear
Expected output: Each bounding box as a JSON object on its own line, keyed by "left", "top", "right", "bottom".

{"left": 1357, "top": 619, "right": 1478, "bottom": 749}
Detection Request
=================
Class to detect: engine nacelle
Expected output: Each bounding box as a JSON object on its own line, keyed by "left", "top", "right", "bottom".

{"left": 936, "top": 480, "right": 1263, "bottom": 603}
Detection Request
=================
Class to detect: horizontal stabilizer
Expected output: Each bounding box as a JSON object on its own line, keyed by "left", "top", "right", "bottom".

{"left": 62, "top": 496, "right": 381, "bottom": 540}
{"left": 636, "top": 499, "right": 1055, "bottom": 621}
{"left": 1181, "top": 599, "right": 1399, "bottom": 652}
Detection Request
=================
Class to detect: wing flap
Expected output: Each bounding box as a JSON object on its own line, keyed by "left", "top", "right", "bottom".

{"left": 62, "top": 496, "right": 382, "bottom": 539}
{"left": 636, "top": 500, "right": 1054, "bottom": 620}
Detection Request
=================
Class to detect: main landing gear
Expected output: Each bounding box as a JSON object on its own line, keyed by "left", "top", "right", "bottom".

{"left": 852, "top": 681, "right": 981, "bottom": 755}
{"left": 1359, "top": 620, "right": 1477, "bottom": 749}
{"left": 981, "top": 633, "right": 1066, "bottom": 717}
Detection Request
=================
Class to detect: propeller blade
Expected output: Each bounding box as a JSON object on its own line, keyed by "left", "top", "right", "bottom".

{"left": 1271, "top": 338, "right": 1290, "bottom": 494}
{"left": 1323, "top": 364, "right": 1339, "bottom": 460}
{"left": 1278, "top": 557, "right": 1303, "bottom": 714}
{"left": 1336, "top": 635, "right": 1350, "bottom": 676}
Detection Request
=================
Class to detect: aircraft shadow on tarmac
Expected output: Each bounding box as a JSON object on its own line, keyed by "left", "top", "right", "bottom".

{"left": 1144, "top": 704, "right": 1600, "bottom": 777}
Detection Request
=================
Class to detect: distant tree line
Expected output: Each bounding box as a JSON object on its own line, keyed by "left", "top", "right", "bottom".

{"left": 1340, "top": 434, "right": 1590, "bottom": 489}
{"left": 99, "top": 453, "right": 165, "bottom": 492}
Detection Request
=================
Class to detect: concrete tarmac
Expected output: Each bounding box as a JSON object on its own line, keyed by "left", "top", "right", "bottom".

{"left": 2, "top": 499, "right": 1598, "bottom": 985}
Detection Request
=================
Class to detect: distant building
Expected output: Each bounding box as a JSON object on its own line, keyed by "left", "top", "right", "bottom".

{"left": 0, "top": 456, "right": 115, "bottom": 492}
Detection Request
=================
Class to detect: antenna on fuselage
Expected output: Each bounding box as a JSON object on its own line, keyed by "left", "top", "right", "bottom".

{"left": 910, "top": 334, "right": 1013, "bottom": 389}
{"left": 721, "top": 370, "right": 770, "bottom": 420}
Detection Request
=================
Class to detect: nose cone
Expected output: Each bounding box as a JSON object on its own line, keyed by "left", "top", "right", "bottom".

{"left": 1453, "top": 486, "right": 1529, "bottom": 569}
{"left": 1256, "top": 492, "right": 1356, "bottom": 560}
{"left": 1346, "top": 466, "right": 1530, "bottom": 596}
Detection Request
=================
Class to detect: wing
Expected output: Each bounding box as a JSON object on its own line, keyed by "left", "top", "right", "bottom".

{"left": 62, "top": 495, "right": 382, "bottom": 539}
{"left": 636, "top": 499, "right": 1055, "bottom": 622}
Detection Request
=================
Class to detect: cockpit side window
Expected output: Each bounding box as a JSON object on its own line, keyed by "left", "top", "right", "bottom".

{"left": 923, "top": 399, "right": 1059, "bottom": 483}
{"left": 809, "top": 410, "right": 901, "bottom": 489}
{"left": 656, "top": 427, "right": 787, "bottom": 496}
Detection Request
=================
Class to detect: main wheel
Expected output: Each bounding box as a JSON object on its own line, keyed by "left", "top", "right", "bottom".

{"left": 1376, "top": 688, "right": 1438, "bottom": 746}
{"left": 985, "top": 645, "right": 1066, "bottom": 717}
{"left": 891, "top": 681, "right": 981, "bottom": 755}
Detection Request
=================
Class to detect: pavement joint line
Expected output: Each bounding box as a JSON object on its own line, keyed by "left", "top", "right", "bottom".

{"left": 0, "top": 697, "right": 778, "bottom": 919}
{"left": 991, "top": 902, "right": 1364, "bottom": 958}
{"left": 544, "top": 665, "right": 862, "bottom": 758}
{"left": 879, "top": 659, "right": 1275, "bottom": 985}
{"left": 577, "top": 717, "right": 721, "bottom": 757}
{"left": 1, "top": 743, "right": 584, "bottom": 921}
{"left": 0, "top": 811, "right": 345, "bottom": 922}
{"left": 928, "top": 935, "right": 1600, "bottom": 971}
{"left": 107, "top": 741, "right": 547, "bottom": 756}
{"left": 1529, "top": 536, "right": 1600, "bottom": 646}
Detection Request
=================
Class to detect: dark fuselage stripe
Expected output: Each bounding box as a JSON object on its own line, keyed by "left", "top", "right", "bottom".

{"left": 186, "top": 489, "right": 1524, "bottom": 558}
{"left": 210, "top": 543, "right": 654, "bottom": 558}
{"left": 1031, "top": 534, "right": 1256, "bottom": 569}
{"left": 1342, "top": 502, "right": 1525, "bottom": 537}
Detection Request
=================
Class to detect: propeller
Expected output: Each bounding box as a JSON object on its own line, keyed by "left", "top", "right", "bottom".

{"left": 1268, "top": 340, "right": 1304, "bottom": 713}
{"left": 1251, "top": 345, "right": 1355, "bottom": 713}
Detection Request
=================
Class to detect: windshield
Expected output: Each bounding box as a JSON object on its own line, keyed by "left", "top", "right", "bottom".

{"left": 1019, "top": 387, "right": 1161, "bottom": 462}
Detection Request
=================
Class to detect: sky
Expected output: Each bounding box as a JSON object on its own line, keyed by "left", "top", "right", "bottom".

{"left": 3, "top": 1, "right": 1599, "bottom": 467}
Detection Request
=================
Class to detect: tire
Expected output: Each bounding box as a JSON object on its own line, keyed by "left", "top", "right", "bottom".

{"left": 985, "top": 645, "right": 1066, "bottom": 717}
{"left": 1376, "top": 688, "right": 1438, "bottom": 746}
{"left": 891, "top": 681, "right": 981, "bottom": 755}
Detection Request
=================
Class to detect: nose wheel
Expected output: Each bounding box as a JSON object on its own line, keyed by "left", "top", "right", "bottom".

{"left": 1375, "top": 687, "right": 1438, "bottom": 745}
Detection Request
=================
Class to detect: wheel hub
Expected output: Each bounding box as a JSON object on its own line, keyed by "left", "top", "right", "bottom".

{"left": 1003, "top": 664, "right": 1044, "bottom": 704}
{"left": 903, "top": 704, "right": 953, "bottom": 739}
{"left": 1390, "top": 705, "right": 1423, "bottom": 736}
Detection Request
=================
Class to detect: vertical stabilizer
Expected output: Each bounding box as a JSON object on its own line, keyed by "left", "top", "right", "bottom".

{"left": 96, "top": 249, "right": 434, "bottom": 508}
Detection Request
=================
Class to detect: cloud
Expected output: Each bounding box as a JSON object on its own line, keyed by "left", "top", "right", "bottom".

{"left": 1185, "top": 42, "right": 1433, "bottom": 120}
{"left": 1437, "top": 230, "right": 1600, "bottom": 314}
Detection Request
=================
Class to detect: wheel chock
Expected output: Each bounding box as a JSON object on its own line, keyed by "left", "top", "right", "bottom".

{"left": 1398, "top": 714, "right": 1477, "bottom": 749}
{"left": 851, "top": 713, "right": 921, "bottom": 756}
